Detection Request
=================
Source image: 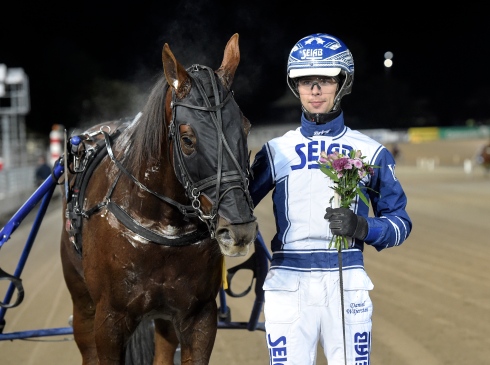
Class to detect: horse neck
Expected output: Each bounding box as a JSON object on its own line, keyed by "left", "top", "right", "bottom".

{"left": 112, "top": 127, "right": 190, "bottom": 226}
{"left": 130, "top": 152, "right": 191, "bottom": 223}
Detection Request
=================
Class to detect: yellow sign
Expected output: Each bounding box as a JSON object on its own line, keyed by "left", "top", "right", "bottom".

{"left": 408, "top": 127, "right": 440, "bottom": 143}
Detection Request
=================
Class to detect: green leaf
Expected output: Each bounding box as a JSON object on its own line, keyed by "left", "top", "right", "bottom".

{"left": 364, "top": 186, "right": 379, "bottom": 197}
{"left": 318, "top": 163, "right": 339, "bottom": 182}
{"left": 356, "top": 187, "right": 370, "bottom": 206}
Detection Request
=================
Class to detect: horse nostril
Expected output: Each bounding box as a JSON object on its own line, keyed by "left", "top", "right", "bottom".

{"left": 216, "top": 228, "right": 232, "bottom": 242}
{"left": 215, "top": 220, "right": 258, "bottom": 249}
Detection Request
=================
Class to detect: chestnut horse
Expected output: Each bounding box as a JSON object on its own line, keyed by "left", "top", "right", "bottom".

{"left": 60, "top": 33, "right": 258, "bottom": 364}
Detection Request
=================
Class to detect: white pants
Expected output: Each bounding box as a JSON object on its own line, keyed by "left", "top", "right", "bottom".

{"left": 263, "top": 269, "right": 374, "bottom": 365}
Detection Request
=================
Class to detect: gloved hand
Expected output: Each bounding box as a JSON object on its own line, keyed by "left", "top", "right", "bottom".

{"left": 324, "top": 207, "right": 368, "bottom": 240}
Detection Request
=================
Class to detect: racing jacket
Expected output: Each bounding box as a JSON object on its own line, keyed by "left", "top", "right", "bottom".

{"left": 249, "top": 111, "right": 412, "bottom": 273}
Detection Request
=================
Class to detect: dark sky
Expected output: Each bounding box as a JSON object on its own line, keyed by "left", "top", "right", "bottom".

{"left": 2, "top": 1, "right": 489, "bottom": 136}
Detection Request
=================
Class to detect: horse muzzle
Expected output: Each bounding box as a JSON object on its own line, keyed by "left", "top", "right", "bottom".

{"left": 215, "top": 216, "right": 258, "bottom": 257}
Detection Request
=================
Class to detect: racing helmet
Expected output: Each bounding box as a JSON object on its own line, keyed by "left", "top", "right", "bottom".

{"left": 287, "top": 33, "right": 354, "bottom": 111}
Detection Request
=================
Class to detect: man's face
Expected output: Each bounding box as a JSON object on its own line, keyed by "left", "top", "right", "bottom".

{"left": 297, "top": 76, "right": 339, "bottom": 114}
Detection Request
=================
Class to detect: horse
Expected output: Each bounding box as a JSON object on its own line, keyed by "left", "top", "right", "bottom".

{"left": 476, "top": 141, "right": 490, "bottom": 174}
{"left": 59, "top": 33, "right": 258, "bottom": 364}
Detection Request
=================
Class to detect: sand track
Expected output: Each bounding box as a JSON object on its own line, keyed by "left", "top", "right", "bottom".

{"left": 1, "top": 138, "right": 489, "bottom": 364}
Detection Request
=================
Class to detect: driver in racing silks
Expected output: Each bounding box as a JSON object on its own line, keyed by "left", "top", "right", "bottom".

{"left": 248, "top": 33, "right": 413, "bottom": 365}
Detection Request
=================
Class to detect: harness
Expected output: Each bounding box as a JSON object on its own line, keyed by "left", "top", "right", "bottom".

{"left": 64, "top": 122, "right": 209, "bottom": 254}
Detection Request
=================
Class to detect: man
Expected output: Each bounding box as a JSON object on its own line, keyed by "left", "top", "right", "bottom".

{"left": 35, "top": 155, "right": 51, "bottom": 186}
{"left": 249, "top": 33, "right": 412, "bottom": 364}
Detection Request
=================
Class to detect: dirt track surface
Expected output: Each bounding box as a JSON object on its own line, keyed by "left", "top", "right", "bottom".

{"left": 1, "top": 138, "right": 489, "bottom": 364}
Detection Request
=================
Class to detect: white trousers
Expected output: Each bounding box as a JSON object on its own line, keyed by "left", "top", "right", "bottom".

{"left": 263, "top": 269, "right": 374, "bottom": 365}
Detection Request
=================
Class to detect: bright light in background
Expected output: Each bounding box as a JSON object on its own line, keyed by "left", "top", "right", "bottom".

{"left": 384, "top": 51, "right": 394, "bottom": 68}
{"left": 384, "top": 59, "right": 393, "bottom": 68}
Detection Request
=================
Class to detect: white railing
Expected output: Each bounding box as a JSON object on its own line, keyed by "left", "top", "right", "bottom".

{"left": 0, "top": 166, "right": 36, "bottom": 220}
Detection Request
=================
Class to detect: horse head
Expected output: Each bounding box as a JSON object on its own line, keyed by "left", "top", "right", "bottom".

{"left": 162, "top": 34, "right": 258, "bottom": 256}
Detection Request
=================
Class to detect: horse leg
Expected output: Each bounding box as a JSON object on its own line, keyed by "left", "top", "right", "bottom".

{"left": 92, "top": 304, "right": 132, "bottom": 365}
{"left": 178, "top": 301, "right": 218, "bottom": 365}
{"left": 60, "top": 243, "right": 98, "bottom": 365}
{"left": 153, "top": 318, "right": 180, "bottom": 365}
{"left": 72, "top": 298, "right": 98, "bottom": 365}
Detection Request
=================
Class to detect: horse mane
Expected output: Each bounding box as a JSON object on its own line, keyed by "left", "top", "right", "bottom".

{"left": 120, "top": 76, "right": 170, "bottom": 175}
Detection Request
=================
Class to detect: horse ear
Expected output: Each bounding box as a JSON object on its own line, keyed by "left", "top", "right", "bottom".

{"left": 216, "top": 33, "right": 240, "bottom": 89}
{"left": 162, "top": 43, "right": 191, "bottom": 99}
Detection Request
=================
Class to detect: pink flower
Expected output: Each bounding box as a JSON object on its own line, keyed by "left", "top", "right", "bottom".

{"left": 317, "top": 149, "right": 380, "bottom": 251}
{"left": 319, "top": 151, "right": 329, "bottom": 164}
{"left": 351, "top": 159, "right": 363, "bottom": 169}
{"left": 328, "top": 151, "right": 340, "bottom": 161}
{"left": 332, "top": 157, "right": 350, "bottom": 171}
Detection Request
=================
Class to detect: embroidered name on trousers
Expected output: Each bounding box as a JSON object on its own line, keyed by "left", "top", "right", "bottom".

{"left": 353, "top": 331, "right": 370, "bottom": 365}
{"left": 268, "top": 335, "right": 287, "bottom": 364}
{"left": 346, "top": 301, "right": 369, "bottom": 316}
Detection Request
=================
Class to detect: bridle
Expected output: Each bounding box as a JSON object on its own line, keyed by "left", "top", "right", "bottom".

{"left": 62, "top": 65, "right": 254, "bottom": 252}
{"left": 168, "top": 64, "right": 254, "bottom": 238}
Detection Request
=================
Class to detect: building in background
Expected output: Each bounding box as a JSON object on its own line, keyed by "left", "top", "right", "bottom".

{"left": 0, "top": 63, "right": 30, "bottom": 169}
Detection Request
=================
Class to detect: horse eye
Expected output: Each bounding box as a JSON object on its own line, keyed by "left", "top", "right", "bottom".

{"left": 181, "top": 136, "right": 194, "bottom": 147}
{"left": 178, "top": 125, "right": 196, "bottom": 155}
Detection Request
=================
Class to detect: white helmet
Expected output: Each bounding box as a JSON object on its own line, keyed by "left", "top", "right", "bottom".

{"left": 287, "top": 33, "right": 354, "bottom": 111}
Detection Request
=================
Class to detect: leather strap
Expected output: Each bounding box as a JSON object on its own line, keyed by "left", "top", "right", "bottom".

{"left": 107, "top": 201, "right": 209, "bottom": 246}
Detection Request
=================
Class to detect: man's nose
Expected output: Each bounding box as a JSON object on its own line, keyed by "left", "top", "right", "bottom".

{"left": 310, "top": 82, "right": 322, "bottom": 92}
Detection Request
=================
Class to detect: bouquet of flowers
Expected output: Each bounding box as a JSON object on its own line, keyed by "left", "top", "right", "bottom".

{"left": 318, "top": 149, "right": 379, "bottom": 250}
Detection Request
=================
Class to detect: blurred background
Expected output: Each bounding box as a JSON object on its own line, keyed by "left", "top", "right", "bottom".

{"left": 1, "top": 3, "right": 490, "bottom": 363}
{"left": 1, "top": 1, "right": 490, "bottom": 215}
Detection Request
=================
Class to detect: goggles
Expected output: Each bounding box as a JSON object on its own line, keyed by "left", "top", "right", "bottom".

{"left": 297, "top": 76, "right": 339, "bottom": 88}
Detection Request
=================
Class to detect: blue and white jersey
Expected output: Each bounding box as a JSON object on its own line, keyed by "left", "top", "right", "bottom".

{"left": 249, "top": 111, "right": 412, "bottom": 272}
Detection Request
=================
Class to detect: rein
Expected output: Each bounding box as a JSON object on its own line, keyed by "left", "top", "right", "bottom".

{"left": 103, "top": 130, "right": 199, "bottom": 219}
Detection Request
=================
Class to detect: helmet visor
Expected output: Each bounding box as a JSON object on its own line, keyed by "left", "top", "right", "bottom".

{"left": 289, "top": 67, "right": 341, "bottom": 78}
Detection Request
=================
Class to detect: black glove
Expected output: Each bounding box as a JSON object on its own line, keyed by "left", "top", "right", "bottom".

{"left": 324, "top": 207, "right": 368, "bottom": 240}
